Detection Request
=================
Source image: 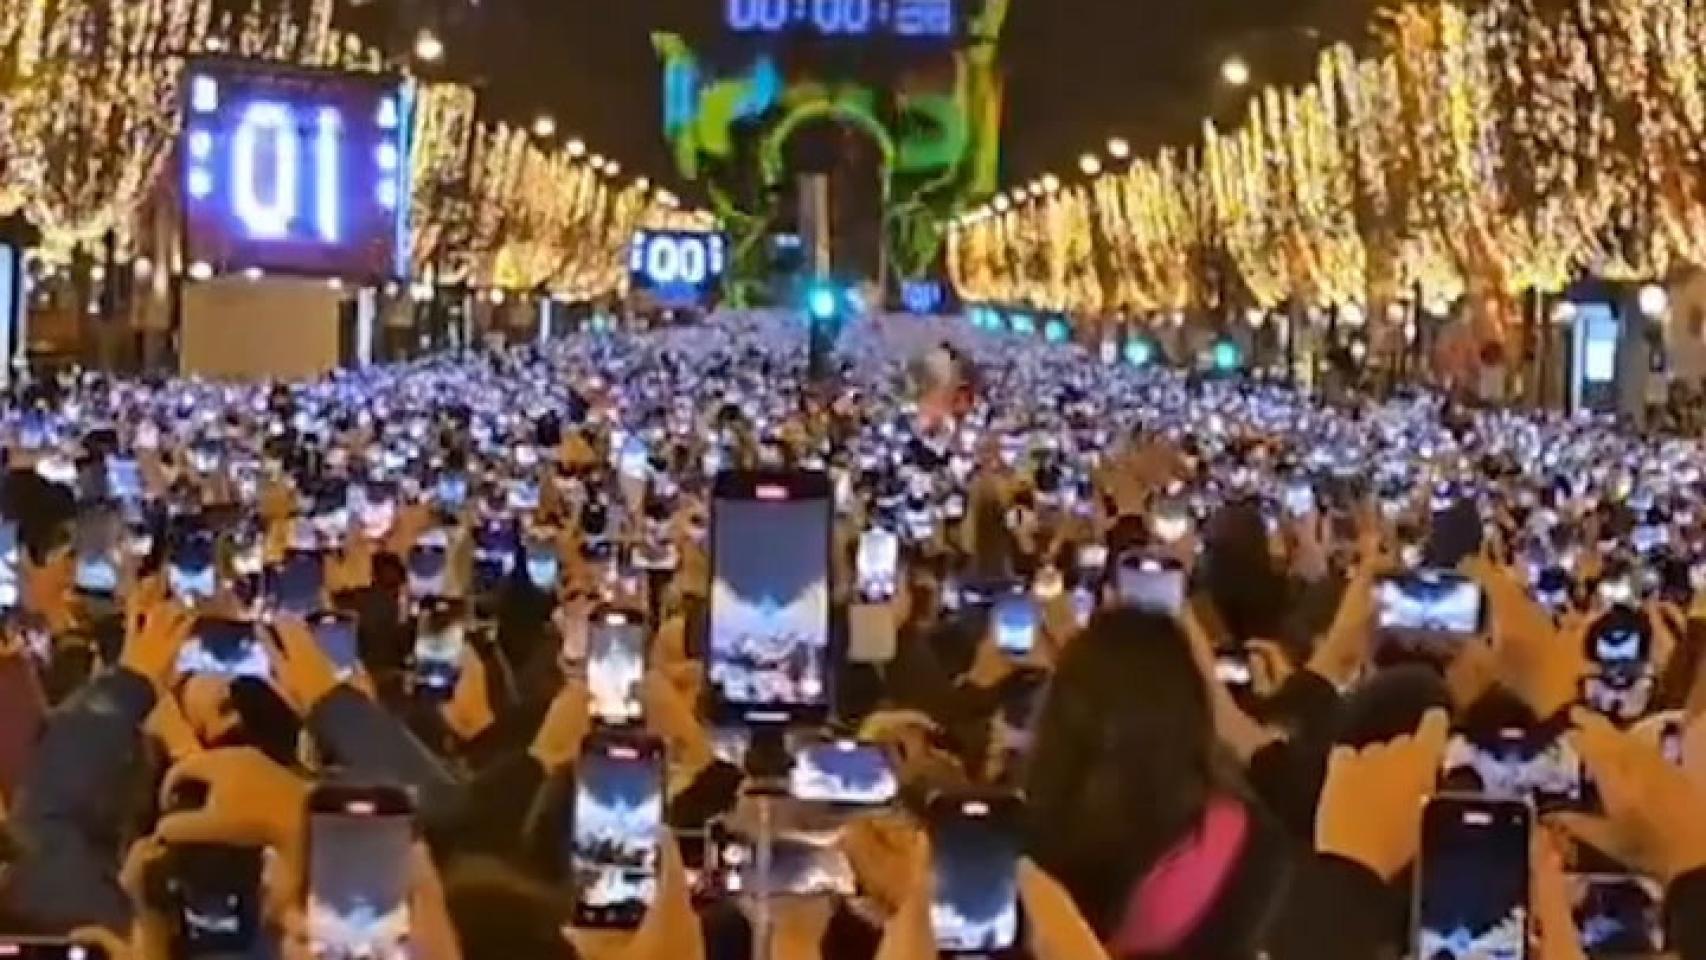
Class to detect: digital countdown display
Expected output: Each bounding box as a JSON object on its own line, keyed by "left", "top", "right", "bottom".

{"left": 629, "top": 230, "right": 727, "bottom": 305}
{"left": 725, "top": 0, "right": 957, "bottom": 39}
{"left": 181, "top": 59, "right": 412, "bottom": 280}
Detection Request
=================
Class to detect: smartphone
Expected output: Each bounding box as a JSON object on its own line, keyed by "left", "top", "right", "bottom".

{"left": 0, "top": 521, "right": 18, "bottom": 610}
{"left": 305, "top": 785, "right": 415, "bottom": 960}
{"left": 1571, "top": 874, "right": 1664, "bottom": 956}
{"left": 1414, "top": 796, "right": 1531, "bottom": 960}
{"left": 708, "top": 471, "right": 833, "bottom": 725}
{"left": 991, "top": 589, "right": 1038, "bottom": 656}
{"left": 1283, "top": 482, "right": 1317, "bottom": 517}
{"left": 856, "top": 527, "right": 900, "bottom": 604}
{"left": 929, "top": 792, "right": 1024, "bottom": 958}
{"left": 406, "top": 542, "right": 449, "bottom": 599}
{"left": 0, "top": 941, "right": 111, "bottom": 960}
{"left": 588, "top": 608, "right": 646, "bottom": 724}
{"left": 569, "top": 732, "right": 665, "bottom": 929}
{"left": 165, "top": 844, "right": 264, "bottom": 957}
{"left": 1443, "top": 727, "right": 1584, "bottom": 811}
{"left": 175, "top": 619, "right": 269, "bottom": 679}
{"left": 789, "top": 739, "right": 899, "bottom": 806}
{"left": 73, "top": 549, "right": 120, "bottom": 598}
{"left": 1113, "top": 555, "right": 1186, "bottom": 615}
{"left": 1150, "top": 504, "right": 1191, "bottom": 544}
{"left": 412, "top": 602, "right": 465, "bottom": 699}
{"left": 272, "top": 550, "right": 325, "bottom": 615}
{"left": 1375, "top": 570, "right": 1485, "bottom": 656}
{"left": 107, "top": 457, "right": 142, "bottom": 502}
{"left": 309, "top": 610, "right": 361, "bottom": 678}
{"left": 167, "top": 532, "right": 218, "bottom": 605}
{"left": 1076, "top": 543, "right": 1108, "bottom": 576}
{"left": 715, "top": 834, "right": 856, "bottom": 898}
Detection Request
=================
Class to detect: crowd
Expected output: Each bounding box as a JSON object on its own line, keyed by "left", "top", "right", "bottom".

{"left": 0, "top": 309, "right": 1703, "bottom": 960}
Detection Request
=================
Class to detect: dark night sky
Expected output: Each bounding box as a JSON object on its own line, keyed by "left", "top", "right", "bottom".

{"left": 346, "top": 0, "right": 1386, "bottom": 195}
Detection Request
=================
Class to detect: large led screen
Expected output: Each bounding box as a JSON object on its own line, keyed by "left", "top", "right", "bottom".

{"left": 628, "top": 230, "right": 726, "bottom": 306}
{"left": 182, "top": 59, "right": 412, "bottom": 280}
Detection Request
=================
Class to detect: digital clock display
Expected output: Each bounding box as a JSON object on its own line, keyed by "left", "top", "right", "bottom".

{"left": 725, "top": 0, "right": 956, "bottom": 38}
{"left": 181, "top": 59, "right": 411, "bottom": 280}
{"left": 630, "top": 230, "right": 727, "bottom": 305}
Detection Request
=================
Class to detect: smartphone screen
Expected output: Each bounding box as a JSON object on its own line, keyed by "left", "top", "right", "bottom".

{"left": 73, "top": 550, "right": 119, "bottom": 598}
{"left": 708, "top": 472, "right": 832, "bottom": 724}
{"left": 1114, "top": 556, "right": 1185, "bottom": 615}
{"left": 930, "top": 793, "right": 1023, "bottom": 957}
{"left": 1375, "top": 570, "right": 1485, "bottom": 655}
{"left": 789, "top": 739, "right": 898, "bottom": 806}
{"left": 717, "top": 835, "right": 856, "bottom": 898}
{"left": 406, "top": 544, "right": 449, "bottom": 599}
{"left": 272, "top": 550, "right": 325, "bottom": 615}
{"left": 991, "top": 590, "right": 1037, "bottom": 656}
{"left": 167, "top": 844, "right": 263, "bottom": 957}
{"left": 175, "top": 619, "right": 269, "bottom": 679}
{"left": 1571, "top": 874, "right": 1664, "bottom": 956}
{"left": 306, "top": 786, "right": 415, "bottom": 960}
{"left": 1414, "top": 796, "right": 1530, "bottom": 960}
{"left": 587, "top": 610, "right": 646, "bottom": 724}
{"left": 569, "top": 733, "right": 664, "bottom": 929}
{"left": 310, "top": 611, "right": 361, "bottom": 678}
{"left": 412, "top": 605, "right": 465, "bottom": 699}
{"left": 0, "top": 521, "right": 18, "bottom": 610}
{"left": 856, "top": 527, "right": 899, "bottom": 604}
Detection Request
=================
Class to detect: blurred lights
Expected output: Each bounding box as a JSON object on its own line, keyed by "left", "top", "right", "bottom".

{"left": 1639, "top": 283, "right": 1669, "bottom": 318}
{"left": 1078, "top": 154, "right": 1103, "bottom": 177}
{"left": 1107, "top": 137, "right": 1131, "bottom": 161}
{"left": 414, "top": 29, "right": 444, "bottom": 63}
{"left": 531, "top": 115, "right": 557, "bottom": 139}
{"left": 1221, "top": 56, "right": 1251, "bottom": 87}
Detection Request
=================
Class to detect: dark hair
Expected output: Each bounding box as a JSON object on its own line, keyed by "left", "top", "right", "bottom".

{"left": 1202, "top": 499, "right": 1288, "bottom": 646}
{"left": 442, "top": 857, "right": 579, "bottom": 960}
{"left": 1023, "top": 608, "right": 1227, "bottom": 936}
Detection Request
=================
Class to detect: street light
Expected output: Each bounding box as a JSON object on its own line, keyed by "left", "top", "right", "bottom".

{"left": 1221, "top": 56, "right": 1251, "bottom": 87}
{"left": 1639, "top": 283, "right": 1670, "bottom": 318}
{"left": 1078, "top": 153, "right": 1103, "bottom": 177}
{"left": 1042, "top": 174, "right": 1061, "bottom": 193}
{"left": 566, "top": 138, "right": 587, "bottom": 159}
{"left": 531, "top": 115, "right": 557, "bottom": 139}
{"left": 1107, "top": 137, "right": 1131, "bottom": 161}
{"left": 414, "top": 29, "right": 445, "bottom": 64}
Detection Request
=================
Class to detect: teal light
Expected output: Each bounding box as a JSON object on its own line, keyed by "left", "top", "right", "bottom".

{"left": 1044, "top": 318, "right": 1069, "bottom": 343}
{"left": 1124, "top": 338, "right": 1153, "bottom": 367}
{"left": 808, "top": 286, "right": 839, "bottom": 321}
{"left": 1011, "top": 313, "right": 1036, "bottom": 336}
{"left": 1211, "top": 339, "right": 1242, "bottom": 372}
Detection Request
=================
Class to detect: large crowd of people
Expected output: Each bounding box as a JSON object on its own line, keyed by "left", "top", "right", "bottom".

{"left": 0, "top": 308, "right": 1704, "bottom": 960}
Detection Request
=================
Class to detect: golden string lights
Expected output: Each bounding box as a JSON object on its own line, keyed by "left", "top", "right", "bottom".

{"left": 949, "top": 0, "right": 1706, "bottom": 342}
{"left": 0, "top": 0, "right": 674, "bottom": 304}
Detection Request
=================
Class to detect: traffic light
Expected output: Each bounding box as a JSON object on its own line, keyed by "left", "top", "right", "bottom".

{"left": 804, "top": 280, "right": 851, "bottom": 381}
{"left": 1210, "top": 338, "right": 1243, "bottom": 373}
{"left": 1124, "top": 337, "right": 1154, "bottom": 367}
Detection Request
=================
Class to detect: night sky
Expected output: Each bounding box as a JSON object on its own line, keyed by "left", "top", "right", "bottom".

{"left": 341, "top": 0, "right": 1389, "bottom": 196}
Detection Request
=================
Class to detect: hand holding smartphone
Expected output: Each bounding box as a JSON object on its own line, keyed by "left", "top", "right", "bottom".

{"left": 569, "top": 732, "right": 665, "bottom": 929}
{"left": 929, "top": 792, "right": 1024, "bottom": 958}
{"left": 306, "top": 785, "right": 415, "bottom": 960}
{"left": 1413, "top": 795, "right": 1531, "bottom": 960}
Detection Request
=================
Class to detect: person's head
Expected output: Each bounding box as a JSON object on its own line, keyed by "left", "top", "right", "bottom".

{"left": 442, "top": 857, "right": 579, "bottom": 960}
{"left": 1202, "top": 499, "right": 1288, "bottom": 645}
{"left": 1024, "top": 608, "right": 1225, "bottom": 933}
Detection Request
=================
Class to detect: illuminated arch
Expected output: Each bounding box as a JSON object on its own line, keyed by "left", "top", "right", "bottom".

{"left": 759, "top": 99, "right": 897, "bottom": 203}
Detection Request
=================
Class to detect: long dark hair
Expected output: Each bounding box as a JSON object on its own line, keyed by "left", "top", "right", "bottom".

{"left": 1023, "top": 608, "right": 1229, "bottom": 936}
{"left": 1202, "top": 498, "right": 1289, "bottom": 646}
